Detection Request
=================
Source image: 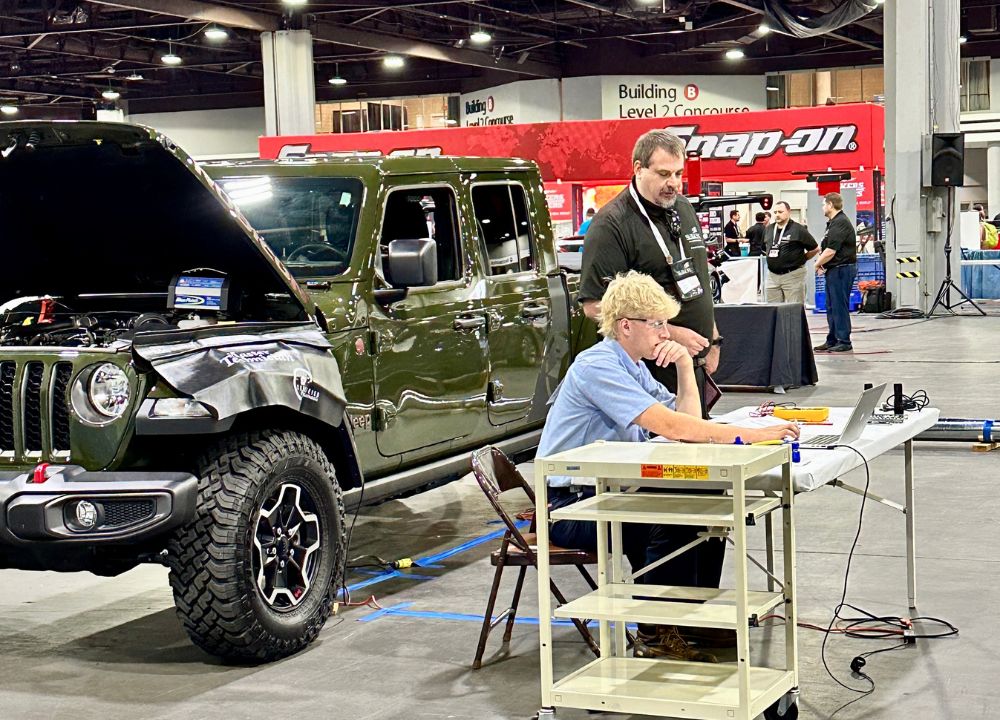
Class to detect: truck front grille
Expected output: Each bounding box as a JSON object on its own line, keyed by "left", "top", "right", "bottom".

{"left": 0, "top": 360, "right": 74, "bottom": 460}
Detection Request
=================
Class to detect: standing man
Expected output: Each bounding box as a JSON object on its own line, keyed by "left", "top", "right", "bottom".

{"left": 578, "top": 207, "right": 596, "bottom": 235}
{"left": 814, "top": 192, "right": 858, "bottom": 352}
{"left": 765, "top": 201, "right": 819, "bottom": 304}
{"left": 746, "top": 212, "right": 768, "bottom": 257}
{"left": 579, "top": 129, "right": 721, "bottom": 418}
{"left": 723, "top": 209, "right": 742, "bottom": 256}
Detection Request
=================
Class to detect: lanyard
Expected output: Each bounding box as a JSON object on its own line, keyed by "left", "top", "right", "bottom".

{"left": 774, "top": 223, "right": 790, "bottom": 246}
{"left": 629, "top": 182, "right": 687, "bottom": 263}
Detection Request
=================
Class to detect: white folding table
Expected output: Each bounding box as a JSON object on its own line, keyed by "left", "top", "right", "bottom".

{"left": 709, "top": 406, "right": 941, "bottom": 609}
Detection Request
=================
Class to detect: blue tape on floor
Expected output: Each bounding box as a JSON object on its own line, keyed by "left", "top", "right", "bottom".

{"left": 360, "top": 603, "right": 638, "bottom": 630}
{"left": 341, "top": 520, "right": 529, "bottom": 594}
{"left": 415, "top": 520, "right": 529, "bottom": 568}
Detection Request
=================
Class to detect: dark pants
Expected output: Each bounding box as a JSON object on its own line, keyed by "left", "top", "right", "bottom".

{"left": 825, "top": 263, "right": 857, "bottom": 347}
{"left": 549, "top": 490, "right": 724, "bottom": 590}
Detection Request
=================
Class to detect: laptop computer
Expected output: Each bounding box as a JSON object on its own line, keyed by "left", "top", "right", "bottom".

{"left": 800, "top": 383, "right": 887, "bottom": 449}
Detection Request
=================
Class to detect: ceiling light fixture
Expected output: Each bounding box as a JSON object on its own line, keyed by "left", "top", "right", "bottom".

{"left": 125, "top": 72, "right": 144, "bottom": 81}
{"left": 383, "top": 55, "right": 405, "bottom": 69}
{"left": 725, "top": 48, "right": 745, "bottom": 60}
{"left": 758, "top": 23, "right": 771, "bottom": 35}
{"left": 470, "top": 29, "right": 492, "bottom": 44}
{"left": 161, "top": 42, "right": 182, "bottom": 65}
{"left": 283, "top": 0, "right": 307, "bottom": 6}
{"left": 959, "top": 34, "right": 968, "bottom": 43}
{"left": 204, "top": 25, "right": 228, "bottom": 41}
{"left": 329, "top": 62, "right": 347, "bottom": 86}
{"left": 101, "top": 88, "right": 121, "bottom": 100}
{"left": 0, "top": 104, "right": 18, "bottom": 115}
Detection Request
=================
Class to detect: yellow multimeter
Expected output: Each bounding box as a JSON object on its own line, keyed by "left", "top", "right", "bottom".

{"left": 772, "top": 407, "right": 830, "bottom": 423}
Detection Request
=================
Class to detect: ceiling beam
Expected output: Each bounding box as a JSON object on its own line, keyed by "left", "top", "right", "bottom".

{"left": 0, "top": 19, "right": 200, "bottom": 40}
{"left": 85, "top": 0, "right": 279, "bottom": 32}
{"left": 309, "top": 20, "right": 561, "bottom": 77}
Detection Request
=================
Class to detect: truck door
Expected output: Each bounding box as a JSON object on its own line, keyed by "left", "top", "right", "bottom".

{"left": 470, "top": 180, "right": 557, "bottom": 426}
{"left": 370, "top": 182, "right": 490, "bottom": 457}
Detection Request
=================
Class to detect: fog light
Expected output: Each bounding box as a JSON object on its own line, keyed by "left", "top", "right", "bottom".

{"left": 74, "top": 500, "right": 98, "bottom": 530}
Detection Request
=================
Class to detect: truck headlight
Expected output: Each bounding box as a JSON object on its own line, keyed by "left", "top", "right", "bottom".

{"left": 89, "top": 363, "right": 130, "bottom": 419}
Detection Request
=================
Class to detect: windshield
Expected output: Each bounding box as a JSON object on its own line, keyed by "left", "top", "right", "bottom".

{"left": 217, "top": 175, "right": 363, "bottom": 277}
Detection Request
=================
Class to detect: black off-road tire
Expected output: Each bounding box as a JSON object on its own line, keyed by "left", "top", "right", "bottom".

{"left": 167, "top": 430, "right": 346, "bottom": 662}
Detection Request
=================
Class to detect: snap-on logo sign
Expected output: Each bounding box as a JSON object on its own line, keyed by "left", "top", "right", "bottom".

{"left": 671, "top": 124, "right": 859, "bottom": 167}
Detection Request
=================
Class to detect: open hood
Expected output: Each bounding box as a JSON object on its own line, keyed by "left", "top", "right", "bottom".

{"left": 0, "top": 121, "right": 312, "bottom": 317}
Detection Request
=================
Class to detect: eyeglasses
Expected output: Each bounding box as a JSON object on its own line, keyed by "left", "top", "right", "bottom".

{"left": 622, "top": 317, "right": 669, "bottom": 330}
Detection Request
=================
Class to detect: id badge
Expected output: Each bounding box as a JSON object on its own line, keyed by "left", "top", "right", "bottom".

{"left": 768, "top": 245, "right": 781, "bottom": 258}
{"left": 670, "top": 257, "right": 704, "bottom": 302}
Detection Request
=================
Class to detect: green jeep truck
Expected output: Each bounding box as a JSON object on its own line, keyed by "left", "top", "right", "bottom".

{"left": 0, "top": 121, "right": 595, "bottom": 662}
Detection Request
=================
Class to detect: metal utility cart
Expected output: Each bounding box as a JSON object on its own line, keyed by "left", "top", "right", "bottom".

{"left": 534, "top": 441, "right": 799, "bottom": 720}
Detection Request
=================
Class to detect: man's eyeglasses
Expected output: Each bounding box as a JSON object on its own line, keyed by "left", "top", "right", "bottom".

{"left": 622, "top": 317, "right": 669, "bottom": 330}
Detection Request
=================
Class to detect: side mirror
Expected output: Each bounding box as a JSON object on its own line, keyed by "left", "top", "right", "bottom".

{"left": 386, "top": 238, "right": 438, "bottom": 287}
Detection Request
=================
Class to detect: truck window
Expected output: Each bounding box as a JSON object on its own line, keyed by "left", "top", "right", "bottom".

{"left": 381, "top": 187, "right": 461, "bottom": 283}
{"left": 217, "top": 176, "right": 362, "bottom": 278}
{"left": 471, "top": 183, "right": 536, "bottom": 275}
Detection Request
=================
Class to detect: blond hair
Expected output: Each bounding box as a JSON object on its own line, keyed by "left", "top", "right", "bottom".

{"left": 824, "top": 192, "right": 844, "bottom": 211}
{"left": 598, "top": 271, "right": 681, "bottom": 339}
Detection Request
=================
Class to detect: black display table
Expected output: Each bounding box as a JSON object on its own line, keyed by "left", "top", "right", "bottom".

{"left": 713, "top": 303, "right": 818, "bottom": 390}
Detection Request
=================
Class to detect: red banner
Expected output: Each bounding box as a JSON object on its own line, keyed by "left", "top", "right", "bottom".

{"left": 260, "top": 103, "right": 884, "bottom": 186}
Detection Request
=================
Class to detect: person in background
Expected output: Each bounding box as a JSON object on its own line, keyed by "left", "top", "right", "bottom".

{"left": 579, "top": 129, "right": 722, "bottom": 420}
{"left": 814, "top": 192, "right": 858, "bottom": 352}
{"left": 578, "top": 207, "right": 596, "bottom": 235}
{"left": 764, "top": 210, "right": 772, "bottom": 226}
{"left": 539, "top": 271, "right": 798, "bottom": 661}
{"left": 723, "top": 209, "right": 742, "bottom": 256}
{"left": 746, "top": 211, "right": 768, "bottom": 257}
{"left": 764, "top": 201, "right": 819, "bottom": 304}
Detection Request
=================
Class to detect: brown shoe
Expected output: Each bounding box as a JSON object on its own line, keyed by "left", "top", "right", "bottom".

{"left": 633, "top": 626, "right": 718, "bottom": 662}
{"left": 678, "top": 626, "right": 738, "bottom": 648}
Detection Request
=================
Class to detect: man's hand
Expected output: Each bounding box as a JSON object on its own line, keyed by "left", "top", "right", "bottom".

{"left": 747, "top": 422, "right": 800, "bottom": 443}
{"left": 705, "top": 344, "right": 720, "bottom": 375}
{"left": 650, "top": 339, "right": 692, "bottom": 368}
{"left": 665, "top": 325, "right": 710, "bottom": 357}
{"left": 815, "top": 265, "right": 826, "bottom": 276}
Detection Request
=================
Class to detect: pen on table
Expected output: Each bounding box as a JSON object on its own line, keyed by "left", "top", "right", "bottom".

{"left": 751, "top": 440, "right": 786, "bottom": 446}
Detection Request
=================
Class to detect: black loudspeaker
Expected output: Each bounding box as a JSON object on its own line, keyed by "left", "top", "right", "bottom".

{"left": 893, "top": 383, "right": 905, "bottom": 415}
{"left": 931, "top": 133, "right": 965, "bottom": 187}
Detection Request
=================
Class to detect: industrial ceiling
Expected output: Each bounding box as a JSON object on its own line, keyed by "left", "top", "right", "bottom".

{"left": 0, "top": 1, "right": 997, "bottom": 116}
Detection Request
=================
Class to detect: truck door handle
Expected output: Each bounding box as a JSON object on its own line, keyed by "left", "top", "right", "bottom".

{"left": 454, "top": 315, "right": 486, "bottom": 330}
{"left": 521, "top": 305, "right": 549, "bottom": 318}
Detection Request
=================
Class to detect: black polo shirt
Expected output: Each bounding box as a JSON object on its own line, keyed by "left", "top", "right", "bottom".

{"left": 765, "top": 220, "right": 817, "bottom": 274}
{"left": 821, "top": 211, "right": 858, "bottom": 268}
{"left": 579, "top": 183, "right": 715, "bottom": 345}
{"left": 746, "top": 222, "right": 767, "bottom": 256}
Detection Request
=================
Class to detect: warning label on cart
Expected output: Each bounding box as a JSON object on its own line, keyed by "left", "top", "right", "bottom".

{"left": 641, "top": 464, "right": 710, "bottom": 480}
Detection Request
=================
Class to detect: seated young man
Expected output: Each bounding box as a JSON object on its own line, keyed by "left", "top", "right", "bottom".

{"left": 537, "top": 271, "right": 798, "bottom": 661}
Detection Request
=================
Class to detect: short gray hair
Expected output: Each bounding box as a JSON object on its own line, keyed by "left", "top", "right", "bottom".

{"left": 632, "top": 130, "right": 687, "bottom": 168}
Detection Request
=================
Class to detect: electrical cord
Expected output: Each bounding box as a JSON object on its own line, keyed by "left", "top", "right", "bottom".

{"left": 880, "top": 389, "right": 929, "bottom": 412}
{"left": 816, "top": 443, "right": 958, "bottom": 707}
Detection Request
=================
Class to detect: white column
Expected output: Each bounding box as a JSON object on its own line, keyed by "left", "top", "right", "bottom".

{"left": 261, "top": 30, "right": 316, "bottom": 137}
{"left": 987, "top": 144, "right": 1000, "bottom": 216}
{"left": 884, "top": 0, "right": 961, "bottom": 312}
{"left": 884, "top": 0, "right": 929, "bottom": 309}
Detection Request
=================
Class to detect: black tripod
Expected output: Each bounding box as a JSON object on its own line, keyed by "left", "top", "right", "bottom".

{"left": 929, "top": 187, "right": 985, "bottom": 316}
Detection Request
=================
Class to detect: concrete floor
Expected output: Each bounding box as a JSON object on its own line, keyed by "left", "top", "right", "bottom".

{"left": 2, "top": 310, "right": 999, "bottom": 720}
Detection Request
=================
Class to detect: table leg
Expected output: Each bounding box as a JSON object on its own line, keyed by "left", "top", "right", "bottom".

{"left": 764, "top": 511, "right": 775, "bottom": 592}
{"left": 534, "top": 460, "right": 554, "bottom": 707}
{"left": 905, "top": 439, "right": 917, "bottom": 609}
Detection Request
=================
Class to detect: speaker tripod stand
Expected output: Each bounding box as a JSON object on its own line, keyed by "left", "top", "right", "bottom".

{"left": 929, "top": 191, "right": 985, "bottom": 316}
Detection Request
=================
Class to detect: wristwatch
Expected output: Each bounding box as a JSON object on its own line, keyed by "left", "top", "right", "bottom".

{"left": 710, "top": 336, "right": 724, "bottom": 347}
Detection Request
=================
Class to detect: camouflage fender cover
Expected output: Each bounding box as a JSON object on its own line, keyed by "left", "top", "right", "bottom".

{"left": 132, "top": 324, "right": 347, "bottom": 426}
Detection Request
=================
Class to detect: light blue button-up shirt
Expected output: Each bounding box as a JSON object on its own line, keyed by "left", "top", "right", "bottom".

{"left": 537, "top": 337, "right": 677, "bottom": 487}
